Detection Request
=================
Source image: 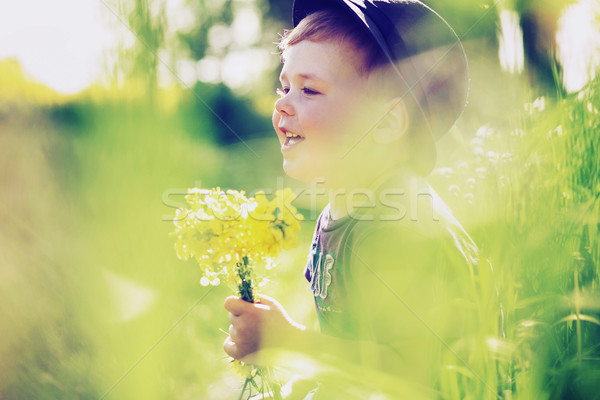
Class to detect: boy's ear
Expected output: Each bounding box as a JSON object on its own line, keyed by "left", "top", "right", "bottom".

{"left": 372, "top": 97, "right": 410, "bottom": 144}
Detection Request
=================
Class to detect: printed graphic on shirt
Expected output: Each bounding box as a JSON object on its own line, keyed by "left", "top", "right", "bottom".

{"left": 307, "top": 241, "right": 335, "bottom": 300}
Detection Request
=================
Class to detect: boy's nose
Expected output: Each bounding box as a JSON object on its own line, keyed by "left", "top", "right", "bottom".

{"left": 275, "top": 95, "right": 295, "bottom": 116}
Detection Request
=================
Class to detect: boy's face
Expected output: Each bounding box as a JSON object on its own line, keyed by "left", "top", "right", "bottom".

{"left": 273, "top": 40, "right": 385, "bottom": 185}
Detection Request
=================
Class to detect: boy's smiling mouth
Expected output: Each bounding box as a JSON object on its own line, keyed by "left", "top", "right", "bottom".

{"left": 285, "top": 131, "right": 304, "bottom": 146}
{"left": 279, "top": 126, "right": 305, "bottom": 149}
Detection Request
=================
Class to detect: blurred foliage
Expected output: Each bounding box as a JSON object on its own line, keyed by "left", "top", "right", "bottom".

{"left": 430, "top": 74, "right": 600, "bottom": 398}
{"left": 0, "top": 59, "right": 63, "bottom": 106}
{"left": 1, "top": 0, "right": 599, "bottom": 399}
{"left": 178, "top": 0, "right": 235, "bottom": 61}
{"left": 126, "top": 0, "right": 165, "bottom": 95}
{"left": 181, "top": 82, "right": 273, "bottom": 144}
{"left": 0, "top": 55, "right": 310, "bottom": 399}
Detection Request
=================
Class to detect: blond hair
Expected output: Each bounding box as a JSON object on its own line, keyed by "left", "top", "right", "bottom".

{"left": 278, "top": 9, "right": 387, "bottom": 76}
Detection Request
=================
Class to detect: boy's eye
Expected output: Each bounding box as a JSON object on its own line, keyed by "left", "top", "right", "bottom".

{"left": 302, "top": 87, "right": 320, "bottom": 95}
{"left": 276, "top": 87, "right": 320, "bottom": 96}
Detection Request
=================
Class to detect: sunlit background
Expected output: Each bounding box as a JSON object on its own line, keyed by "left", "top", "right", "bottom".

{"left": 1, "top": 0, "right": 599, "bottom": 398}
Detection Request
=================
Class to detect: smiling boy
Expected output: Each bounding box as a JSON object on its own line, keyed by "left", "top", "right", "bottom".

{"left": 224, "top": 1, "right": 498, "bottom": 398}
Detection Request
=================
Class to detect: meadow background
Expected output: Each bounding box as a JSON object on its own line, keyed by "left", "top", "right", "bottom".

{"left": 1, "top": 0, "right": 599, "bottom": 398}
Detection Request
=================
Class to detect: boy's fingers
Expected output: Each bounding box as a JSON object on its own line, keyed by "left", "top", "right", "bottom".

{"left": 224, "top": 335, "right": 258, "bottom": 360}
{"left": 256, "top": 294, "right": 276, "bottom": 306}
{"left": 223, "top": 336, "right": 241, "bottom": 359}
{"left": 225, "top": 296, "right": 270, "bottom": 316}
{"left": 224, "top": 296, "right": 249, "bottom": 315}
{"left": 228, "top": 324, "right": 238, "bottom": 341}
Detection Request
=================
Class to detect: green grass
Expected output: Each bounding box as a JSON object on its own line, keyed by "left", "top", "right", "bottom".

{"left": 430, "top": 75, "right": 600, "bottom": 399}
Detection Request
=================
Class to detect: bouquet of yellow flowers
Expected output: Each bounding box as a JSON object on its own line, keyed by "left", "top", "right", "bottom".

{"left": 171, "top": 187, "right": 303, "bottom": 398}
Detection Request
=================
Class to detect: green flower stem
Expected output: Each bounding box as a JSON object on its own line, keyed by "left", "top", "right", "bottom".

{"left": 236, "top": 256, "right": 258, "bottom": 400}
{"left": 238, "top": 377, "right": 250, "bottom": 400}
{"left": 234, "top": 257, "right": 282, "bottom": 400}
{"left": 238, "top": 256, "right": 255, "bottom": 303}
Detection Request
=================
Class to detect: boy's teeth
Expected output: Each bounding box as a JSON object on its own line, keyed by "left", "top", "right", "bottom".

{"left": 285, "top": 132, "right": 300, "bottom": 138}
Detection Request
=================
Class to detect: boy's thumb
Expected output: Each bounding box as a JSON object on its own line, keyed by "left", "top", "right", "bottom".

{"left": 256, "top": 294, "right": 276, "bottom": 306}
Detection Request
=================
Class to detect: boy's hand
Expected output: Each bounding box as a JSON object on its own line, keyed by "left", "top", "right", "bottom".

{"left": 223, "top": 294, "right": 305, "bottom": 360}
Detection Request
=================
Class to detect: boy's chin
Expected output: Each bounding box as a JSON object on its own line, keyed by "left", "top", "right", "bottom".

{"left": 282, "top": 163, "right": 310, "bottom": 183}
{"left": 282, "top": 162, "right": 325, "bottom": 184}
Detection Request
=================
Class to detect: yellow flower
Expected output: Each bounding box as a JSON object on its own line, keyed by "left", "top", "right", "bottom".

{"left": 230, "top": 358, "right": 256, "bottom": 379}
{"left": 171, "top": 187, "right": 303, "bottom": 294}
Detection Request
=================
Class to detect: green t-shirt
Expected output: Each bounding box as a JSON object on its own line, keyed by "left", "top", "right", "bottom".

{"left": 303, "top": 172, "right": 500, "bottom": 397}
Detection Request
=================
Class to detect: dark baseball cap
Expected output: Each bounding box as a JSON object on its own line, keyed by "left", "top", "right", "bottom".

{"left": 291, "top": 0, "right": 469, "bottom": 142}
